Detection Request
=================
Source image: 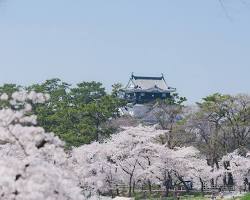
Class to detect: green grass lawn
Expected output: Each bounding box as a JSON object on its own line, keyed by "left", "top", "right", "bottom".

{"left": 134, "top": 192, "right": 250, "bottom": 200}
{"left": 240, "top": 193, "right": 250, "bottom": 200}
{"left": 178, "top": 193, "right": 250, "bottom": 200}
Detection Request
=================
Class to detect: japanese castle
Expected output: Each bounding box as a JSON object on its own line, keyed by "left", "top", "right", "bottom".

{"left": 123, "top": 73, "right": 176, "bottom": 104}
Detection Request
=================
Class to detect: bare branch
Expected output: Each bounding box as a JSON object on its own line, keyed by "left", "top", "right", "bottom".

{"left": 218, "top": 0, "right": 233, "bottom": 21}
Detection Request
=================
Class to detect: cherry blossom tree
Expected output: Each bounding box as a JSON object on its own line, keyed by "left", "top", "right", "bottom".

{"left": 221, "top": 150, "right": 250, "bottom": 190}
{"left": 71, "top": 126, "right": 166, "bottom": 197}
{"left": 71, "top": 125, "right": 213, "bottom": 197}
{"left": 148, "top": 146, "right": 212, "bottom": 196}
{"left": 70, "top": 141, "right": 117, "bottom": 196}
{"left": 0, "top": 91, "right": 84, "bottom": 200}
{"left": 108, "top": 126, "right": 166, "bottom": 197}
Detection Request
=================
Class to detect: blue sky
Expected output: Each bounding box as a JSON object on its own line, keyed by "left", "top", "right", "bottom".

{"left": 0, "top": 0, "right": 250, "bottom": 103}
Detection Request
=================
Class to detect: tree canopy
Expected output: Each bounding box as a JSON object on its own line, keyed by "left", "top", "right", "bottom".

{"left": 0, "top": 79, "right": 127, "bottom": 147}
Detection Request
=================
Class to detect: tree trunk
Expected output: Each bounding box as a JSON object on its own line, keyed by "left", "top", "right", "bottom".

{"left": 227, "top": 173, "right": 234, "bottom": 186}
{"left": 110, "top": 189, "right": 114, "bottom": 198}
{"left": 163, "top": 172, "right": 172, "bottom": 197}
{"left": 132, "top": 181, "right": 136, "bottom": 194}
{"left": 200, "top": 178, "right": 204, "bottom": 196}
{"left": 164, "top": 184, "right": 170, "bottom": 197}
{"left": 148, "top": 179, "right": 152, "bottom": 194}
{"left": 116, "top": 188, "right": 119, "bottom": 196}
{"left": 128, "top": 176, "right": 132, "bottom": 197}
{"left": 178, "top": 176, "right": 190, "bottom": 193}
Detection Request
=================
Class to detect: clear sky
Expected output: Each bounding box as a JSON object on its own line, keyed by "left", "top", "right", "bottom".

{"left": 0, "top": 0, "right": 250, "bottom": 103}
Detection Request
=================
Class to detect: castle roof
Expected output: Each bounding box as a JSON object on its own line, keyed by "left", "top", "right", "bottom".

{"left": 124, "top": 74, "right": 176, "bottom": 93}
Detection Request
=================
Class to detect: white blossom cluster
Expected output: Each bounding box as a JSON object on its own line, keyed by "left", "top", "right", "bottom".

{"left": 71, "top": 125, "right": 250, "bottom": 195}
{"left": 11, "top": 91, "right": 50, "bottom": 104}
{"left": 221, "top": 150, "right": 250, "bottom": 188}
{"left": 70, "top": 126, "right": 215, "bottom": 194}
{"left": 0, "top": 157, "right": 82, "bottom": 200}
{"left": 0, "top": 92, "right": 84, "bottom": 200}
